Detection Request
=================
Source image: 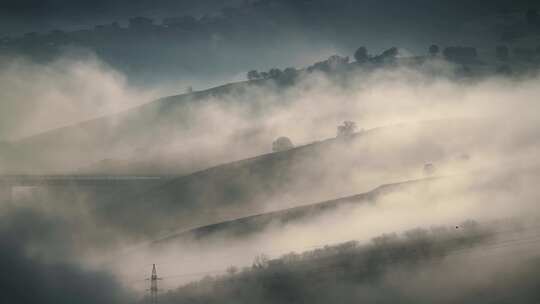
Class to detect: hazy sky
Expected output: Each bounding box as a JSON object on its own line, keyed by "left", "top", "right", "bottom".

{"left": 1, "top": 0, "right": 536, "bottom": 36}
{"left": 0, "top": 0, "right": 239, "bottom": 36}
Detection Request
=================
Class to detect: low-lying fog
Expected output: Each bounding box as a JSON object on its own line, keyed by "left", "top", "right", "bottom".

{"left": 1, "top": 54, "right": 540, "bottom": 301}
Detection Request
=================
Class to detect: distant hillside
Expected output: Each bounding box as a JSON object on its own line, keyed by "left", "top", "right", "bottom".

{"left": 1, "top": 0, "right": 537, "bottom": 87}
{"left": 0, "top": 80, "right": 266, "bottom": 174}
{"left": 98, "top": 117, "right": 492, "bottom": 237}
{"left": 158, "top": 219, "right": 540, "bottom": 304}
{"left": 153, "top": 177, "right": 444, "bottom": 244}
{"left": 2, "top": 47, "right": 530, "bottom": 176}
{"left": 130, "top": 161, "right": 540, "bottom": 247}
{"left": 2, "top": 46, "right": 527, "bottom": 176}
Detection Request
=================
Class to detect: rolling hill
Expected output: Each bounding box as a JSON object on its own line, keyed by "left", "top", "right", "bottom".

{"left": 0, "top": 79, "right": 268, "bottom": 174}
{"left": 97, "top": 117, "right": 498, "bottom": 238}
{"left": 152, "top": 176, "right": 444, "bottom": 244}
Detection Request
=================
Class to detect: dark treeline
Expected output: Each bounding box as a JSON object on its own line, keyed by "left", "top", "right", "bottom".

{"left": 0, "top": 0, "right": 538, "bottom": 84}
{"left": 245, "top": 42, "right": 540, "bottom": 85}
{"left": 154, "top": 220, "right": 540, "bottom": 304}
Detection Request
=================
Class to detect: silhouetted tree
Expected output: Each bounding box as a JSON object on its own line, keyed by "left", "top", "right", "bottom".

{"left": 281, "top": 252, "right": 300, "bottom": 264}
{"left": 307, "top": 55, "right": 350, "bottom": 73}
{"left": 354, "top": 47, "right": 368, "bottom": 63}
{"left": 327, "top": 55, "right": 349, "bottom": 70}
{"left": 247, "top": 70, "right": 260, "bottom": 80}
{"left": 252, "top": 254, "right": 269, "bottom": 269}
{"left": 272, "top": 137, "right": 294, "bottom": 152}
{"left": 337, "top": 121, "right": 357, "bottom": 138}
{"left": 372, "top": 233, "right": 398, "bottom": 247}
{"left": 283, "top": 67, "right": 298, "bottom": 77}
{"left": 423, "top": 163, "right": 436, "bottom": 176}
{"left": 496, "top": 45, "right": 509, "bottom": 61}
{"left": 429, "top": 44, "right": 440, "bottom": 56}
{"left": 382, "top": 47, "right": 398, "bottom": 57}
{"left": 268, "top": 68, "right": 283, "bottom": 79}
{"left": 281, "top": 67, "right": 299, "bottom": 83}
{"left": 371, "top": 47, "right": 398, "bottom": 63}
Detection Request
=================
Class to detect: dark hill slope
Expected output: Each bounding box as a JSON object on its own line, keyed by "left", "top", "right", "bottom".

{"left": 102, "top": 118, "right": 495, "bottom": 236}
{"left": 143, "top": 163, "right": 540, "bottom": 246}
{"left": 154, "top": 177, "right": 443, "bottom": 244}
{"left": 165, "top": 219, "right": 540, "bottom": 304}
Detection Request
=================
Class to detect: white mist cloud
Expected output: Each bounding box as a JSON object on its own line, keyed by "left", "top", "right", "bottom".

{"left": 2, "top": 55, "right": 540, "bottom": 299}
{"left": 94, "top": 63, "right": 540, "bottom": 292}
{"left": 0, "top": 55, "right": 159, "bottom": 140}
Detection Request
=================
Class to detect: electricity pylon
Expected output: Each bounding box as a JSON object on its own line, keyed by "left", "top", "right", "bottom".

{"left": 147, "top": 264, "right": 162, "bottom": 304}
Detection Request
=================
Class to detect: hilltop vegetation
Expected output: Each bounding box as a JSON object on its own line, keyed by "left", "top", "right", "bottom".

{"left": 154, "top": 220, "right": 540, "bottom": 304}
{"left": 2, "top": 37, "right": 539, "bottom": 176}
{"left": 1, "top": 0, "right": 538, "bottom": 85}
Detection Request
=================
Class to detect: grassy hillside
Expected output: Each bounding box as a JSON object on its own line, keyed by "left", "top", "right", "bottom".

{"left": 156, "top": 219, "right": 540, "bottom": 304}
{"left": 153, "top": 177, "right": 443, "bottom": 244}
{"left": 1, "top": 52, "right": 522, "bottom": 175}
{"left": 99, "top": 117, "right": 496, "bottom": 237}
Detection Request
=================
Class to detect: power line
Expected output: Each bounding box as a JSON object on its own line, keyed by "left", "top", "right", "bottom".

{"left": 145, "top": 264, "right": 162, "bottom": 304}
{"left": 123, "top": 223, "right": 540, "bottom": 285}
{"left": 131, "top": 226, "right": 540, "bottom": 286}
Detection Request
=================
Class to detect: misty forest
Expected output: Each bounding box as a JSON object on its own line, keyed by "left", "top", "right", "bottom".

{"left": 2, "top": 1, "right": 540, "bottom": 303}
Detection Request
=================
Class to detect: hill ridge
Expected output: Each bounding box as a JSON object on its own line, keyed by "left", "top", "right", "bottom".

{"left": 153, "top": 176, "right": 446, "bottom": 244}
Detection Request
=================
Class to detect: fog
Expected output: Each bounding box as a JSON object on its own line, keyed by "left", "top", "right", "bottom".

{"left": 0, "top": 54, "right": 159, "bottom": 141}
{"left": 1, "top": 51, "right": 540, "bottom": 302}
